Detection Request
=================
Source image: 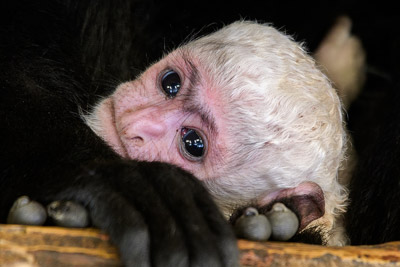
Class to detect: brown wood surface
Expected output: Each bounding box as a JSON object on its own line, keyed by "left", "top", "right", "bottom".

{"left": 1, "top": 224, "right": 400, "bottom": 266}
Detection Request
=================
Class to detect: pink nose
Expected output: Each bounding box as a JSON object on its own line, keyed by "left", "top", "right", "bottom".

{"left": 118, "top": 109, "right": 168, "bottom": 146}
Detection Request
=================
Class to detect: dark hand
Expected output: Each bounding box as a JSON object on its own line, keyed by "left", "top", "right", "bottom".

{"left": 49, "top": 161, "right": 238, "bottom": 267}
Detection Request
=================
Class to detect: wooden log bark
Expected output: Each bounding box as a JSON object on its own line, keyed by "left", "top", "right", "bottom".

{"left": 1, "top": 224, "right": 400, "bottom": 266}
{"left": 238, "top": 240, "right": 400, "bottom": 266}
{"left": 0, "top": 224, "right": 120, "bottom": 266}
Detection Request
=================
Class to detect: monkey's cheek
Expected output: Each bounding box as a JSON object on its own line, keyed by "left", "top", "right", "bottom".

{"left": 122, "top": 143, "right": 185, "bottom": 170}
{"left": 91, "top": 98, "right": 128, "bottom": 158}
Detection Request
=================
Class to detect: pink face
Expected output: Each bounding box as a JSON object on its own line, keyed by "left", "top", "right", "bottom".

{"left": 94, "top": 51, "right": 229, "bottom": 180}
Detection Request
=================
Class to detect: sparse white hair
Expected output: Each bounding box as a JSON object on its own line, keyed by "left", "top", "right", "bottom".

{"left": 179, "top": 21, "right": 348, "bottom": 245}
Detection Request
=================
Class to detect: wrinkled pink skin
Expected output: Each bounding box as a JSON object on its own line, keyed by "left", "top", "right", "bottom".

{"left": 94, "top": 52, "right": 230, "bottom": 181}
{"left": 93, "top": 51, "right": 325, "bottom": 229}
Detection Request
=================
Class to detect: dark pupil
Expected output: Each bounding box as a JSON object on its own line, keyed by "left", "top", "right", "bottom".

{"left": 181, "top": 128, "right": 204, "bottom": 158}
{"left": 161, "top": 70, "right": 181, "bottom": 98}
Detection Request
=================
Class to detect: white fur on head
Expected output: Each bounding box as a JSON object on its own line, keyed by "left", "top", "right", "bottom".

{"left": 180, "top": 21, "right": 348, "bottom": 244}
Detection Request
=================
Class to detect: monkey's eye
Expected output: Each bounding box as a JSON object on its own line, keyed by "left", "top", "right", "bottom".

{"left": 161, "top": 70, "right": 181, "bottom": 98}
{"left": 180, "top": 127, "right": 205, "bottom": 161}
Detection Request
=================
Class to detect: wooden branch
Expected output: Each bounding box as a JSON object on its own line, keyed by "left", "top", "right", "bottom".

{"left": 1, "top": 224, "right": 400, "bottom": 266}
{"left": 238, "top": 240, "right": 400, "bottom": 266}
{"left": 0, "top": 224, "right": 120, "bottom": 266}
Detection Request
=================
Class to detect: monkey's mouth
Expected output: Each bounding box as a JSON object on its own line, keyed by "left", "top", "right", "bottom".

{"left": 230, "top": 182, "right": 325, "bottom": 233}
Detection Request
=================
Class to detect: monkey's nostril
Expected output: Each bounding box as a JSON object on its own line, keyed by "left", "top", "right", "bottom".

{"left": 130, "top": 136, "right": 144, "bottom": 146}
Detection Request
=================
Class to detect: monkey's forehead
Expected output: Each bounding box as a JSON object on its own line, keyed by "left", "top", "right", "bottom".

{"left": 174, "top": 22, "right": 338, "bottom": 120}
{"left": 177, "top": 21, "right": 323, "bottom": 96}
{"left": 177, "top": 22, "right": 344, "bottom": 185}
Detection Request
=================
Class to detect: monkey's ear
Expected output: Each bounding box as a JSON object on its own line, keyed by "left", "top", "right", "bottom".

{"left": 257, "top": 182, "right": 325, "bottom": 232}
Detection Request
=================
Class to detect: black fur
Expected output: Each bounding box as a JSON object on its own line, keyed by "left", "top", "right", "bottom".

{"left": 0, "top": 0, "right": 238, "bottom": 266}
{"left": 346, "top": 78, "right": 400, "bottom": 245}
